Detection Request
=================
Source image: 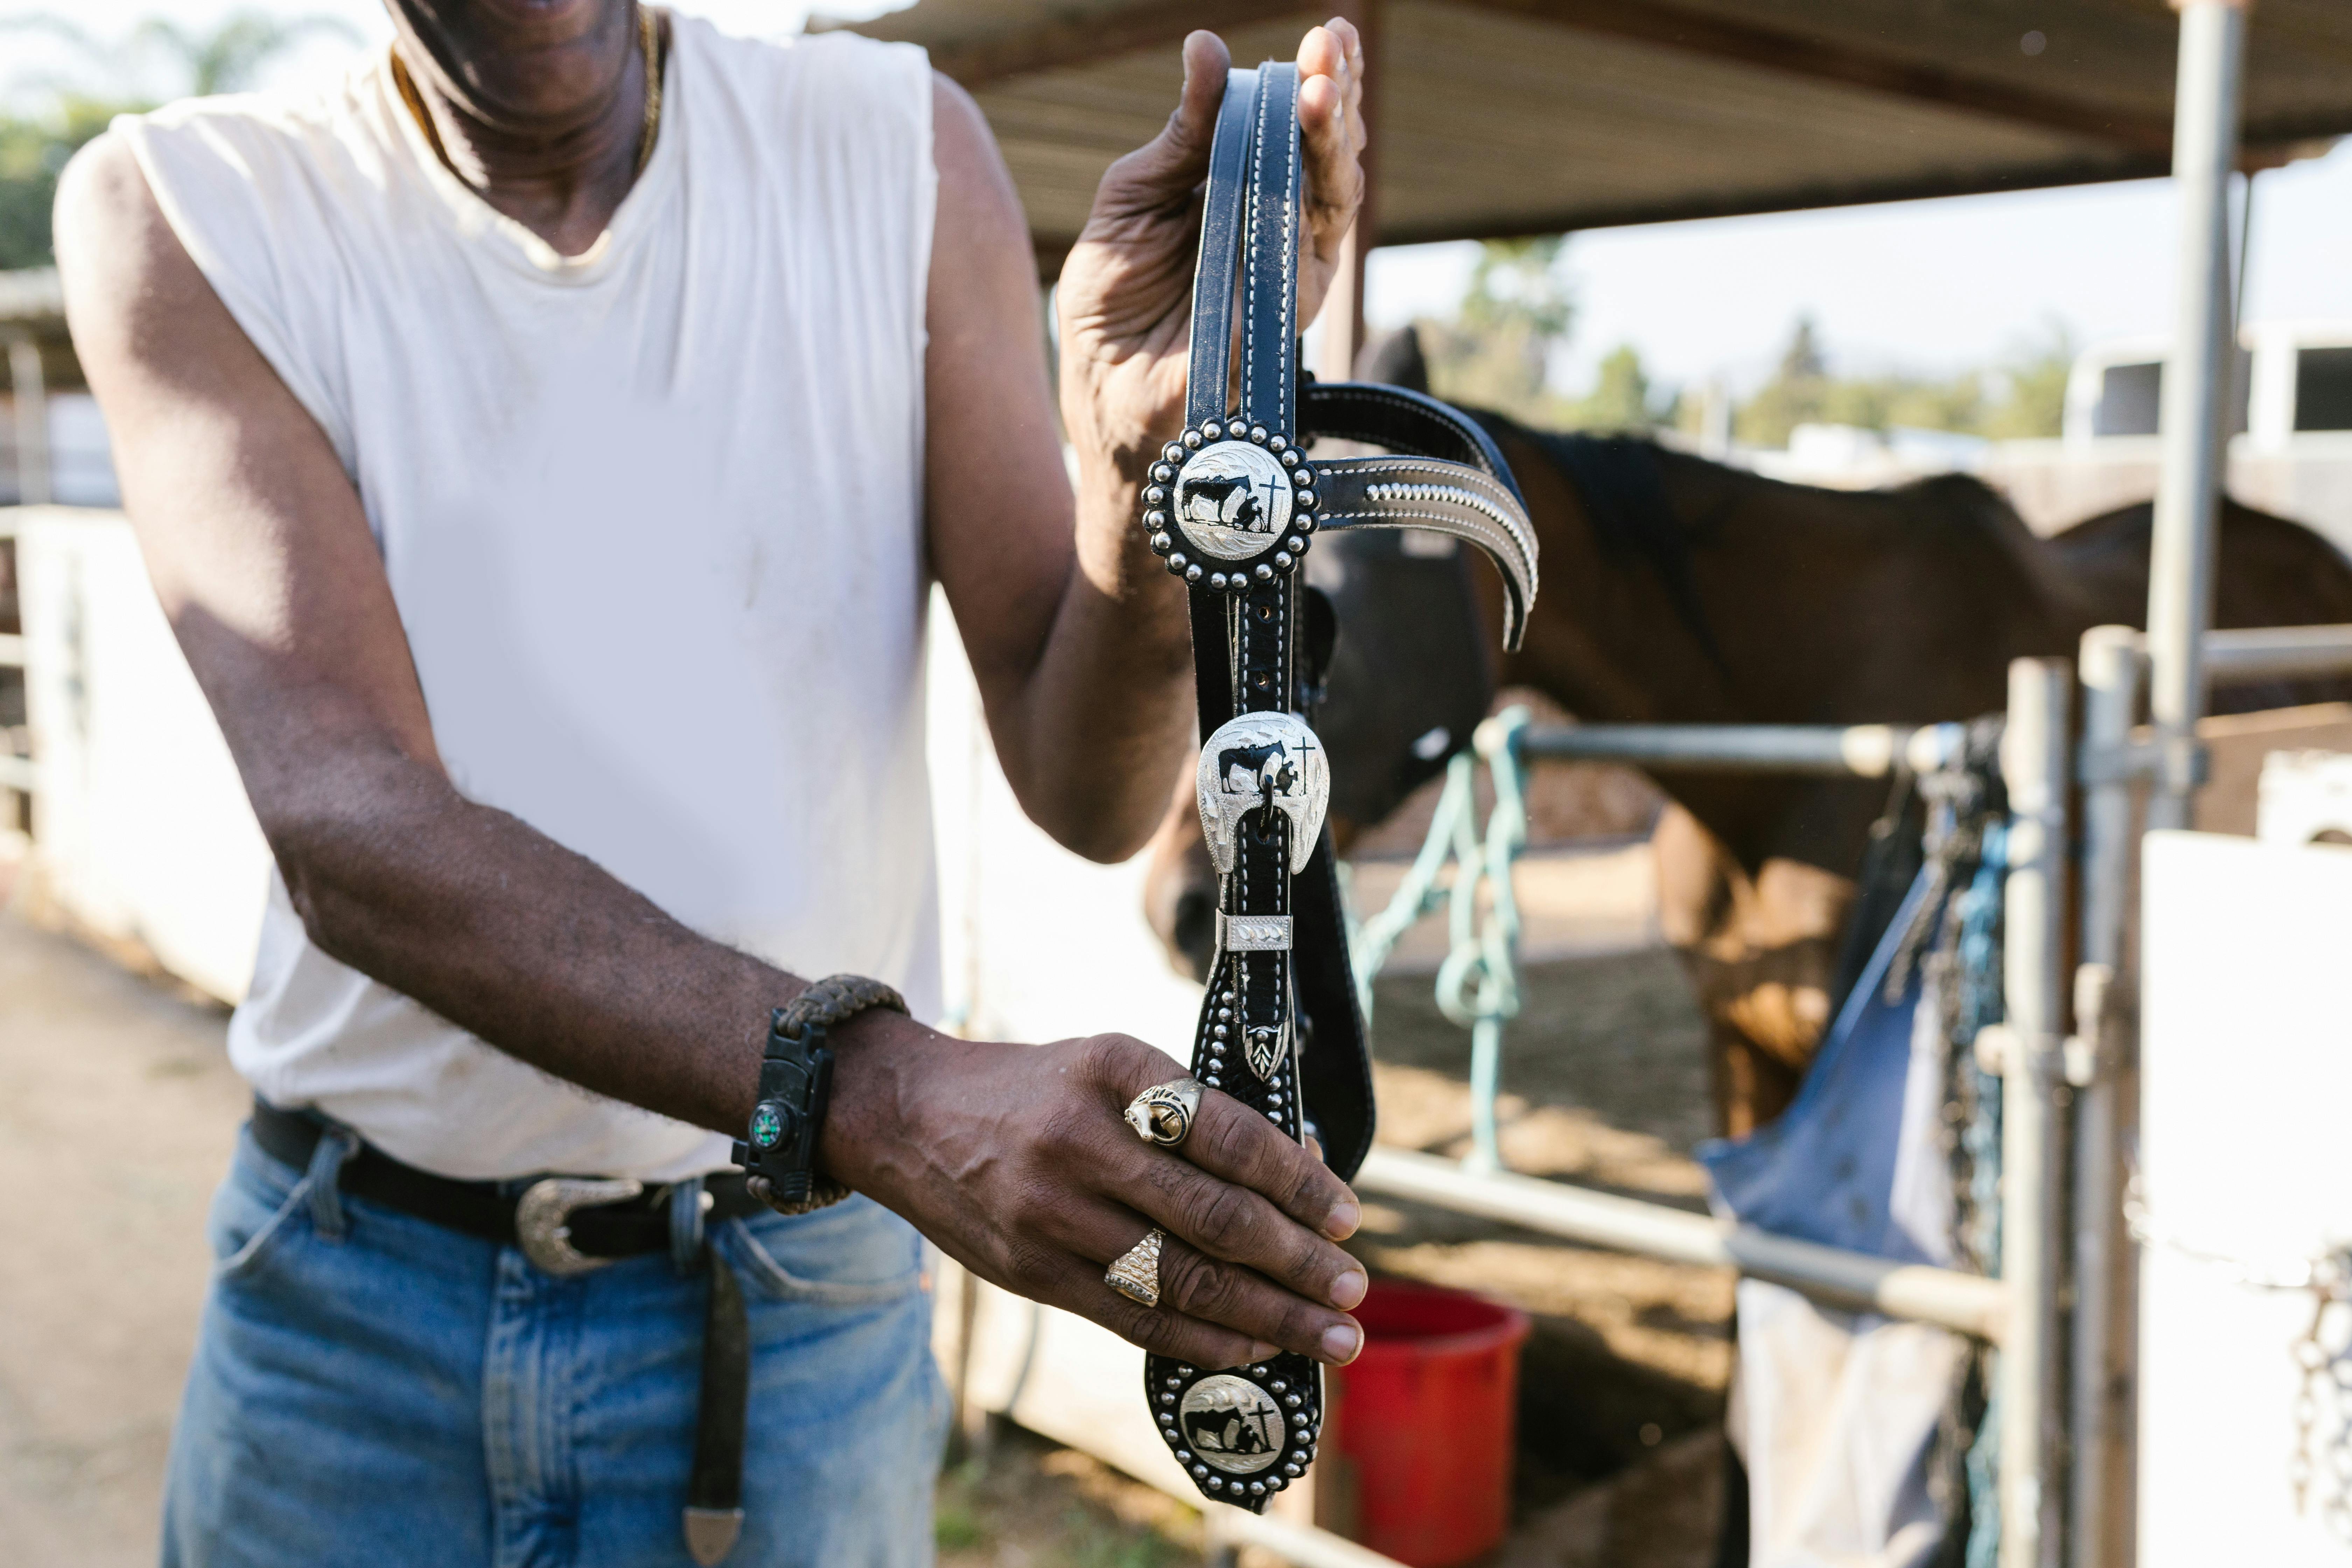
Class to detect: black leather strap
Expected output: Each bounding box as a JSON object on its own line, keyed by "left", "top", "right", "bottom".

{"left": 1184, "top": 67, "right": 1259, "bottom": 434}
{"left": 1136, "top": 58, "right": 1535, "bottom": 1518}
{"left": 1310, "top": 455, "right": 1537, "bottom": 646}
{"left": 685, "top": 1249, "right": 751, "bottom": 1564}
{"left": 1299, "top": 379, "right": 1516, "bottom": 479}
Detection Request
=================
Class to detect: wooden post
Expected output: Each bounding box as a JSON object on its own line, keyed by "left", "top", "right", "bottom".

{"left": 7, "top": 335, "right": 49, "bottom": 507}
{"left": 1313, "top": 0, "right": 1380, "bottom": 384}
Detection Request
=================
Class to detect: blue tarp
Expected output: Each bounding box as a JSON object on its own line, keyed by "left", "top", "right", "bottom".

{"left": 1695, "top": 864, "right": 1965, "bottom": 1567}
{"left": 1697, "top": 866, "right": 1952, "bottom": 1268}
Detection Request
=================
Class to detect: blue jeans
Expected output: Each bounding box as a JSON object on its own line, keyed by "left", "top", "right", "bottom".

{"left": 162, "top": 1125, "right": 946, "bottom": 1568}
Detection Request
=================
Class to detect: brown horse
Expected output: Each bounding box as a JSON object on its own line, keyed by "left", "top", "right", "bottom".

{"left": 1145, "top": 352, "right": 2352, "bottom": 1137}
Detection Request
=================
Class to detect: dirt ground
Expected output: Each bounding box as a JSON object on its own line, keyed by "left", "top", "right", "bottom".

{"left": 0, "top": 901, "right": 246, "bottom": 1566}
{"left": 0, "top": 862, "right": 1732, "bottom": 1567}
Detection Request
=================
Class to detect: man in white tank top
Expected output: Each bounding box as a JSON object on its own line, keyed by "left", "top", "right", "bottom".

{"left": 56, "top": 5, "right": 1374, "bottom": 1564}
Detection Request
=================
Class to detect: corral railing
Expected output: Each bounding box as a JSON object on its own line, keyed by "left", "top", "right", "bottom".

{"left": 1353, "top": 618, "right": 2352, "bottom": 1568}
{"left": 1350, "top": 669, "right": 2067, "bottom": 1568}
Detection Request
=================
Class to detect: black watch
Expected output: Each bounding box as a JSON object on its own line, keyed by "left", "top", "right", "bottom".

{"left": 734, "top": 974, "right": 907, "bottom": 1216}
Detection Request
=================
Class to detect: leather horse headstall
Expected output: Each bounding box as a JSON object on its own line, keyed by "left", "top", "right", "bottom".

{"left": 1138, "top": 59, "right": 1539, "bottom": 1513}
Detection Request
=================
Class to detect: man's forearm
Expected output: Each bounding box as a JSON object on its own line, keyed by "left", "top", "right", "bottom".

{"left": 261, "top": 717, "right": 927, "bottom": 1139}
{"left": 994, "top": 457, "right": 1198, "bottom": 863}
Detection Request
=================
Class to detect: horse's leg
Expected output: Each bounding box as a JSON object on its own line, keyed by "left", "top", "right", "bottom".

{"left": 1653, "top": 805, "right": 1851, "bottom": 1138}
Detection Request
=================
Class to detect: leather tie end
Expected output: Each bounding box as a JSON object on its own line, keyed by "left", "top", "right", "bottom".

{"left": 683, "top": 1505, "right": 744, "bottom": 1565}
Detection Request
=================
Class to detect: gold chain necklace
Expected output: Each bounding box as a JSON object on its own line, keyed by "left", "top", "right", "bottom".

{"left": 391, "top": 6, "right": 662, "bottom": 183}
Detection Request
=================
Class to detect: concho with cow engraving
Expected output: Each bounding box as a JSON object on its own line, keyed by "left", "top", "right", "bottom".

{"left": 1175, "top": 439, "right": 1294, "bottom": 561}
{"left": 1195, "top": 712, "right": 1329, "bottom": 878}
{"left": 1143, "top": 420, "right": 1319, "bottom": 588}
{"left": 1153, "top": 1364, "right": 1321, "bottom": 1505}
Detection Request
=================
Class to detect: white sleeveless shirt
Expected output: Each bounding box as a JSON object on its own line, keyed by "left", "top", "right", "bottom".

{"left": 117, "top": 18, "right": 941, "bottom": 1181}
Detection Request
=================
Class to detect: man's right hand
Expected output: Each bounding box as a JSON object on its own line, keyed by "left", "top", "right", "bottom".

{"left": 821, "top": 1024, "right": 1367, "bottom": 1371}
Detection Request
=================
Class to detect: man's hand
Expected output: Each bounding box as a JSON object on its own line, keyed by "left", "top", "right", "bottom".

{"left": 921, "top": 22, "right": 1363, "bottom": 864}
{"left": 1056, "top": 21, "right": 1367, "bottom": 481}
{"left": 824, "top": 1026, "right": 1367, "bottom": 1370}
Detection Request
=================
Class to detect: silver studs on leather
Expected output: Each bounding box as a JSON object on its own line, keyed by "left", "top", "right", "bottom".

{"left": 1146, "top": 420, "right": 1314, "bottom": 585}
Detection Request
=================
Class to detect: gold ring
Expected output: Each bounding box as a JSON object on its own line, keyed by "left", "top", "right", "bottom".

{"left": 1124, "top": 1077, "right": 1205, "bottom": 1149}
{"left": 1105, "top": 1227, "right": 1167, "bottom": 1308}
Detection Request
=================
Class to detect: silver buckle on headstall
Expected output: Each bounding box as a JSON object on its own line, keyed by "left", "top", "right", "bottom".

{"left": 1217, "top": 911, "right": 1293, "bottom": 952}
{"left": 514, "top": 1176, "right": 644, "bottom": 1276}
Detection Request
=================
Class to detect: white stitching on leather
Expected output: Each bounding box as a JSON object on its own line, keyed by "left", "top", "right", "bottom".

{"left": 1279, "top": 71, "right": 1296, "bottom": 406}
{"left": 1306, "top": 386, "right": 1493, "bottom": 468}
{"left": 1316, "top": 507, "right": 1537, "bottom": 609}
{"left": 1321, "top": 458, "right": 1539, "bottom": 577}
{"left": 1367, "top": 481, "right": 1524, "bottom": 538}
{"left": 1243, "top": 71, "right": 1271, "bottom": 426}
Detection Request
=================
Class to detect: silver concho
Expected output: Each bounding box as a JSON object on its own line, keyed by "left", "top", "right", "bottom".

{"left": 1172, "top": 440, "right": 1294, "bottom": 562}
{"left": 1178, "top": 1375, "right": 1287, "bottom": 1475}
{"left": 1196, "top": 713, "right": 1329, "bottom": 877}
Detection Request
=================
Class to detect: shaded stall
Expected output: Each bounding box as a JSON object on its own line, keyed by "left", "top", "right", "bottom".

{"left": 833, "top": 0, "right": 2351, "bottom": 371}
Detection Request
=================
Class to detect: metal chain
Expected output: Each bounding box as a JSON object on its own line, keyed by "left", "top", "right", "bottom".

{"left": 2287, "top": 1290, "right": 2352, "bottom": 1537}
{"left": 2125, "top": 1180, "right": 2352, "bottom": 1533}
{"left": 1869, "top": 718, "right": 2008, "bottom": 1568}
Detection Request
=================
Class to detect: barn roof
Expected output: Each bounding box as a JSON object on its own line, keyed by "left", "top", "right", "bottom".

{"left": 826, "top": 0, "right": 2352, "bottom": 266}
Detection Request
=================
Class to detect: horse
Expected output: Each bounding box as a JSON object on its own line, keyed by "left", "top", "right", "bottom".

{"left": 1144, "top": 328, "right": 2352, "bottom": 1137}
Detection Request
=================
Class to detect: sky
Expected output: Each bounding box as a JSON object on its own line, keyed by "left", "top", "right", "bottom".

{"left": 1367, "top": 141, "right": 2352, "bottom": 396}
{"left": 8, "top": 0, "right": 2350, "bottom": 400}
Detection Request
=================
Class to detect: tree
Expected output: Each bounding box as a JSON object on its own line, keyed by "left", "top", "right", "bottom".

{"left": 0, "top": 11, "right": 361, "bottom": 269}
{"left": 1419, "top": 236, "right": 1575, "bottom": 423}
{"left": 0, "top": 99, "right": 129, "bottom": 271}
{"left": 1730, "top": 314, "right": 2078, "bottom": 447}
{"left": 1981, "top": 323, "right": 2076, "bottom": 439}
{"left": 1734, "top": 315, "right": 1833, "bottom": 447}
{"left": 1566, "top": 344, "right": 1676, "bottom": 432}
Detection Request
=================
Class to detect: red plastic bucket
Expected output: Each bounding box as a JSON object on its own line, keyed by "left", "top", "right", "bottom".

{"left": 1324, "top": 1278, "right": 1532, "bottom": 1567}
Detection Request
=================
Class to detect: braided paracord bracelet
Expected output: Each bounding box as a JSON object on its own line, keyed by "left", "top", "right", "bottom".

{"left": 739, "top": 974, "right": 906, "bottom": 1217}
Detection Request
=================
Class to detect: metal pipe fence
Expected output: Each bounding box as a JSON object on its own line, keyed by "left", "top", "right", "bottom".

{"left": 2001, "top": 659, "right": 2071, "bottom": 1568}
{"left": 1353, "top": 700, "right": 2038, "bottom": 1568}
{"left": 1328, "top": 611, "right": 2352, "bottom": 1568}
{"left": 2067, "top": 628, "right": 2140, "bottom": 1568}
{"left": 1355, "top": 1149, "right": 2009, "bottom": 1340}
{"left": 2144, "top": 0, "right": 2248, "bottom": 836}
{"left": 2191, "top": 622, "right": 2352, "bottom": 685}
{"left": 1519, "top": 720, "right": 1965, "bottom": 777}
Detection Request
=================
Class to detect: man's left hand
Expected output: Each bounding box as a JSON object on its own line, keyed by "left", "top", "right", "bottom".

{"left": 1056, "top": 20, "right": 1367, "bottom": 479}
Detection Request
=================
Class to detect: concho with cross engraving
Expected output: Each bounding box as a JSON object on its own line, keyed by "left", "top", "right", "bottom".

{"left": 1195, "top": 712, "right": 1329, "bottom": 877}
{"left": 1143, "top": 419, "right": 1320, "bottom": 588}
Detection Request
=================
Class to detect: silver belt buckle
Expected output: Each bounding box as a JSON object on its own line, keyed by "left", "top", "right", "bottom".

{"left": 514, "top": 1176, "right": 644, "bottom": 1276}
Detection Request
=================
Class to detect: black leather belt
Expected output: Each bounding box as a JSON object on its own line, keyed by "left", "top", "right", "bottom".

{"left": 250, "top": 1099, "right": 759, "bottom": 1566}
{"left": 250, "top": 1097, "right": 767, "bottom": 1261}
{"left": 1139, "top": 63, "right": 1537, "bottom": 1514}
